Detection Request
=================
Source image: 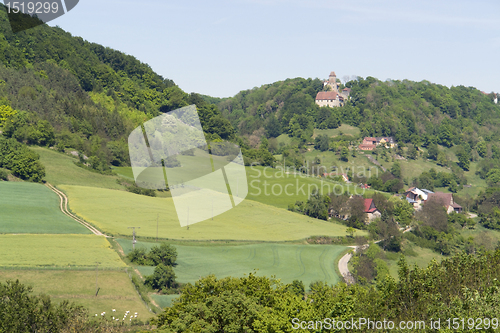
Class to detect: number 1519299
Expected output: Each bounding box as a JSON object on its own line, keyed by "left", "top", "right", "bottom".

{"left": 5, "top": 2, "right": 59, "bottom": 14}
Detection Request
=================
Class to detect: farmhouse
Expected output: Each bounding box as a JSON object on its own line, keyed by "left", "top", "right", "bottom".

{"left": 364, "top": 198, "right": 381, "bottom": 223}
{"left": 403, "top": 187, "right": 433, "bottom": 209}
{"left": 358, "top": 136, "right": 397, "bottom": 150}
{"left": 425, "top": 192, "right": 462, "bottom": 214}
{"left": 315, "top": 71, "right": 351, "bottom": 108}
{"left": 329, "top": 197, "right": 380, "bottom": 223}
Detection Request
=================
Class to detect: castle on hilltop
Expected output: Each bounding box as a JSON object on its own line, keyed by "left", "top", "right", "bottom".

{"left": 315, "top": 71, "right": 351, "bottom": 107}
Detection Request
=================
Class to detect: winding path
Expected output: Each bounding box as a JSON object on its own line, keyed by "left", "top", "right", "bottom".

{"left": 45, "top": 182, "right": 106, "bottom": 236}
{"left": 338, "top": 227, "right": 412, "bottom": 284}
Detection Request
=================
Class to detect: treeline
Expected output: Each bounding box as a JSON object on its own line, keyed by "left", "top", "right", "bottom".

{"left": 151, "top": 249, "right": 500, "bottom": 332}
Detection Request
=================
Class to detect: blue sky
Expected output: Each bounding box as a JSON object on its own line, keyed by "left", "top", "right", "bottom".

{"left": 51, "top": 0, "right": 500, "bottom": 98}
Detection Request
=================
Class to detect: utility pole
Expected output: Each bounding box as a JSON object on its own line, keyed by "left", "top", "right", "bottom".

{"left": 95, "top": 262, "right": 100, "bottom": 296}
{"left": 128, "top": 227, "right": 141, "bottom": 250}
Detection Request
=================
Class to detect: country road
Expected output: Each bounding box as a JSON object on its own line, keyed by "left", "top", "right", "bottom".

{"left": 337, "top": 228, "right": 411, "bottom": 284}
{"left": 338, "top": 246, "right": 357, "bottom": 284}
{"left": 45, "top": 183, "right": 106, "bottom": 236}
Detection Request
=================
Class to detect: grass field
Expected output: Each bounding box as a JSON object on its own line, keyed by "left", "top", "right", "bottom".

{"left": 60, "top": 185, "right": 366, "bottom": 241}
{"left": 0, "top": 234, "right": 126, "bottom": 268}
{"left": 0, "top": 182, "right": 91, "bottom": 234}
{"left": 384, "top": 246, "right": 445, "bottom": 278}
{"left": 313, "top": 124, "right": 361, "bottom": 138}
{"left": 114, "top": 165, "right": 376, "bottom": 210}
{"left": 32, "top": 147, "right": 124, "bottom": 190}
{"left": 117, "top": 239, "right": 346, "bottom": 288}
{"left": 0, "top": 270, "right": 152, "bottom": 320}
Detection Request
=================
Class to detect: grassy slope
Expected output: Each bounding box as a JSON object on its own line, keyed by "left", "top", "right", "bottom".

{"left": 32, "top": 147, "right": 123, "bottom": 190}
{"left": 0, "top": 234, "right": 126, "bottom": 268}
{"left": 0, "top": 182, "right": 91, "bottom": 234}
{"left": 313, "top": 124, "right": 361, "bottom": 138}
{"left": 380, "top": 245, "right": 445, "bottom": 279}
{"left": 0, "top": 270, "right": 152, "bottom": 320}
{"left": 118, "top": 239, "right": 346, "bottom": 288}
{"left": 114, "top": 165, "right": 376, "bottom": 210}
{"left": 61, "top": 184, "right": 366, "bottom": 241}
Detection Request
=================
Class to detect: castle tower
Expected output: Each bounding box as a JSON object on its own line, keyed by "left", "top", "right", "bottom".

{"left": 327, "top": 71, "right": 338, "bottom": 93}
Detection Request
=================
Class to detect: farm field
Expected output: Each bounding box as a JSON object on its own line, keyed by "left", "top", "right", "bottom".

{"left": 113, "top": 165, "right": 375, "bottom": 210}
{"left": 61, "top": 185, "right": 366, "bottom": 241}
{"left": 0, "top": 270, "right": 152, "bottom": 320}
{"left": 0, "top": 182, "right": 91, "bottom": 234}
{"left": 0, "top": 234, "right": 126, "bottom": 268}
{"left": 32, "top": 147, "right": 123, "bottom": 190}
{"left": 117, "top": 239, "right": 347, "bottom": 288}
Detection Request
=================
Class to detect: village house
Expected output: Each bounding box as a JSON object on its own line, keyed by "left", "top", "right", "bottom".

{"left": 364, "top": 198, "right": 381, "bottom": 223}
{"left": 328, "top": 196, "right": 380, "bottom": 223}
{"left": 425, "top": 192, "right": 462, "bottom": 214}
{"left": 403, "top": 187, "right": 433, "bottom": 209}
{"left": 322, "top": 172, "right": 349, "bottom": 182}
{"left": 358, "top": 136, "right": 397, "bottom": 151}
{"left": 315, "top": 71, "right": 351, "bottom": 108}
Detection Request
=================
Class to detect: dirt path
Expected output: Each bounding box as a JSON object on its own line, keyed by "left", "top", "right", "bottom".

{"left": 366, "top": 155, "right": 387, "bottom": 172}
{"left": 45, "top": 182, "right": 106, "bottom": 236}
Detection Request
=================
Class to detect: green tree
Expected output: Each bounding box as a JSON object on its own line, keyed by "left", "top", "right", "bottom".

{"left": 305, "top": 191, "right": 329, "bottom": 220}
{"left": 476, "top": 140, "right": 487, "bottom": 158}
{"left": 149, "top": 243, "right": 178, "bottom": 266}
{"left": 314, "top": 134, "right": 329, "bottom": 152}
{"left": 340, "top": 146, "right": 349, "bottom": 162}
{"left": 265, "top": 114, "right": 281, "bottom": 138}
{"left": 456, "top": 146, "right": 470, "bottom": 171}
{"left": 426, "top": 143, "right": 438, "bottom": 160}
{"left": 144, "top": 264, "right": 177, "bottom": 291}
{"left": 390, "top": 162, "right": 401, "bottom": 179}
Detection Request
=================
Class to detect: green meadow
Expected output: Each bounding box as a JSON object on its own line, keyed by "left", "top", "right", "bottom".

{"left": 61, "top": 185, "right": 365, "bottom": 241}
{"left": 32, "top": 147, "right": 123, "bottom": 190}
{"left": 0, "top": 234, "right": 126, "bottom": 268}
{"left": 313, "top": 124, "right": 361, "bottom": 138}
{"left": 117, "top": 239, "right": 346, "bottom": 289}
{"left": 0, "top": 270, "right": 152, "bottom": 320}
{"left": 0, "top": 182, "right": 91, "bottom": 234}
{"left": 114, "top": 165, "right": 374, "bottom": 210}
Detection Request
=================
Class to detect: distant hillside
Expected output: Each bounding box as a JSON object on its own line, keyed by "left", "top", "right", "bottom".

{"left": 217, "top": 75, "right": 500, "bottom": 155}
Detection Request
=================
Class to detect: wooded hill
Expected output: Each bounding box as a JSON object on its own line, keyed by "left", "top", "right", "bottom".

{"left": 218, "top": 75, "right": 500, "bottom": 154}
{"left": 0, "top": 5, "right": 234, "bottom": 174}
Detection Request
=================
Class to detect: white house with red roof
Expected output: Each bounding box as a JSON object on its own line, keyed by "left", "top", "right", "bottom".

{"left": 364, "top": 198, "right": 381, "bottom": 223}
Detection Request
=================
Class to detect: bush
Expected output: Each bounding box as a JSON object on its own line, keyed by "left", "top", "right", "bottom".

{"left": 0, "top": 168, "right": 8, "bottom": 180}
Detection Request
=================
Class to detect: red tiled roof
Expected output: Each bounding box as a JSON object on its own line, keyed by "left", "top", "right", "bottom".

{"left": 364, "top": 137, "right": 377, "bottom": 141}
{"left": 342, "top": 88, "right": 351, "bottom": 92}
{"left": 315, "top": 91, "right": 338, "bottom": 100}
{"left": 364, "top": 198, "right": 377, "bottom": 213}
{"left": 358, "top": 144, "right": 376, "bottom": 150}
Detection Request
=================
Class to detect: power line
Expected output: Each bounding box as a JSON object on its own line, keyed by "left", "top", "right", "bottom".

{"left": 128, "top": 227, "right": 141, "bottom": 250}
